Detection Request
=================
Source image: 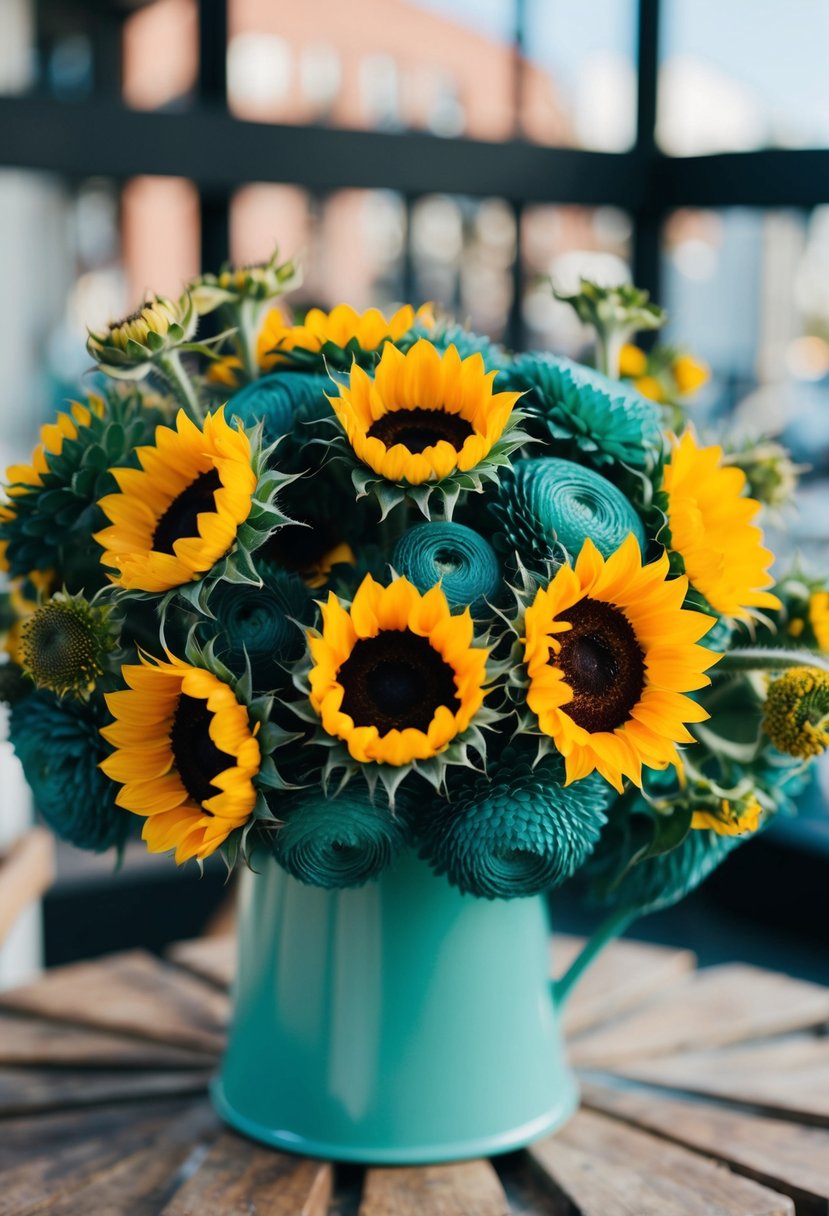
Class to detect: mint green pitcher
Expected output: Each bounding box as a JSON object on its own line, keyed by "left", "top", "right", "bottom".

{"left": 212, "top": 846, "right": 606, "bottom": 1164}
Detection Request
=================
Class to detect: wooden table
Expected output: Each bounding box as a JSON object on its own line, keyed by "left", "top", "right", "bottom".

{"left": 1, "top": 935, "right": 829, "bottom": 1215}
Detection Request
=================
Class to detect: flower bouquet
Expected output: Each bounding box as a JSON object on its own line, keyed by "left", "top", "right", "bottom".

{"left": 2, "top": 250, "right": 827, "bottom": 1162}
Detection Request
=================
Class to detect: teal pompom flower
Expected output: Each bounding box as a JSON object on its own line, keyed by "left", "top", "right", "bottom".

{"left": 505, "top": 354, "right": 662, "bottom": 470}
{"left": 271, "top": 786, "right": 416, "bottom": 888}
{"left": 10, "top": 691, "right": 130, "bottom": 852}
{"left": 393, "top": 521, "right": 500, "bottom": 617}
{"left": 491, "top": 456, "right": 645, "bottom": 565}
{"left": 416, "top": 744, "right": 612, "bottom": 899}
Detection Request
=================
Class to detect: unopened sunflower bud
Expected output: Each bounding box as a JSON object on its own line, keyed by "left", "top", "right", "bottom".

{"left": 87, "top": 293, "right": 196, "bottom": 380}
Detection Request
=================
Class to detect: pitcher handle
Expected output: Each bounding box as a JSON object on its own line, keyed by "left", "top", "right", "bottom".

{"left": 551, "top": 907, "right": 635, "bottom": 1008}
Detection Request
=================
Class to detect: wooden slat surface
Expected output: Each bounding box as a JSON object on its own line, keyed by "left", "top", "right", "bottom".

{"left": 360, "top": 1161, "right": 510, "bottom": 1216}
{"left": 160, "top": 1134, "right": 333, "bottom": 1216}
{"left": 0, "top": 1010, "right": 216, "bottom": 1070}
{"left": 569, "top": 964, "right": 829, "bottom": 1067}
{"left": 0, "top": 950, "right": 228, "bottom": 1054}
{"left": 530, "top": 1109, "right": 794, "bottom": 1216}
{"left": 584, "top": 1078, "right": 829, "bottom": 1212}
{"left": 0, "top": 934, "right": 823, "bottom": 1214}
{"left": 604, "top": 1034, "right": 829, "bottom": 1123}
{"left": 553, "top": 934, "right": 697, "bottom": 1036}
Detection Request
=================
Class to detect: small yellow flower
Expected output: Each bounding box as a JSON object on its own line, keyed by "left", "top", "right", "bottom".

{"left": 100, "top": 655, "right": 261, "bottom": 863}
{"left": 634, "top": 374, "right": 665, "bottom": 403}
{"left": 673, "top": 353, "right": 710, "bottom": 397}
{"left": 308, "top": 574, "right": 488, "bottom": 767}
{"left": 619, "top": 343, "right": 648, "bottom": 378}
{"left": 692, "top": 797, "right": 762, "bottom": 835}
{"left": 763, "top": 666, "right": 829, "bottom": 760}
{"left": 523, "top": 534, "right": 719, "bottom": 793}
{"left": 809, "top": 591, "right": 829, "bottom": 652}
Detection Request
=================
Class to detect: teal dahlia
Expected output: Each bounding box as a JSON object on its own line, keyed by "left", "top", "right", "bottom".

{"left": 417, "top": 745, "right": 612, "bottom": 899}
{"left": 226, "top": 372, "right": 335, "bottom": 469}
{"left": 491, "top": 456, "right": 645, "bottom": 565}
{"left": 10, "top": 690, "right": 130, "bottom": 852}
{"left": 392, "top": 522, "right": 500, "bottom": 617}
{"left": 205, "top": 562, "right": 314, "bottom": 691}
{"left": 505, "top": 353, "right": 661, "bottom": 470}
{"left": 271, "top": 786, "right": 416, "bottom": 888}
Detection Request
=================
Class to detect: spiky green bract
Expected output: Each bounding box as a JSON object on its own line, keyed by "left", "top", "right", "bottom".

{"left": 404, "top": 319, "right": 511, "bottom": 370}
{"left": 225, "top": 372, "right": 336, "bottom": 472}
{"left": 163, "top": 422, "right": 301, "bottom": 616}
{"left": 490, "top": 457, "right": 645, "bottom": 568}
{"left": 201, "top": 561, "right": 314, "bottom": 693}
{"left": 392, "top": 522, "right": 501, "bottom": 618}
{"left": 269, "top": 784, "right": 418, "bottom": 888}
{"left": 503, "top": 353, "right": 662, "bottom": 470}
{"left": 416, "top": 742, "right": 613, "bottom": 899}
{"left": 342, "top": 410, "right": 531, "bottom": 524}
{"left": 10, "top": 690, "right": 131, "bottom": 852}
{"left": 0, "top": 392, "right": 163, "bottom": 583}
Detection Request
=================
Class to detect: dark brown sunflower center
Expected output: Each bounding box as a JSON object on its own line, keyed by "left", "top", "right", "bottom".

{"left": 152, "top": 469, "right": 222, "bottom": 555}
{"left": 555, "top": 598, "right": 645, "bottom": 733}
{"left": 338, "top": 629, "right": 460, "bottom": 734}
{"left": 258, "top": 515, "right": 336, "bottom": 572}
{"left": 367, "top": 408, "right": 474, "bottom": 454}
{"left": 170, "top": 692, "right": 235, "bottom": 810}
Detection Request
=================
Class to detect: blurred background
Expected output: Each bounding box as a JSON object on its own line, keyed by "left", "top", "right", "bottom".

{"left": 0, "top": 0, "right": 827, "bottom": 981}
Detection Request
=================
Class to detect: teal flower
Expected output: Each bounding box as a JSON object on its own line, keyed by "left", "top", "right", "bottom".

{"left": 490, "top": 456, "right": 645, "bottom": 565}
{"left": 226, "top": 372, "right": 334, "bottom": 468}
{"left": 10, "top": 690, "right": 131, "bottom": 852}
{"left": 408, "top": 319, "right": 510, "bottom": 370}
{"left": 416, "top": 743, "right": 612, "bottom": 899}
{"left": 505, "top": 353, "right": 661, "bottom": 470}
{"left": 271, "top": 785, "right": 416, "bottom": 888}
{"left": 204, "top": 561, "right": 314, "bottom": 692}
{"left": 392, "top": 521, "right": 500, "bottom": 617}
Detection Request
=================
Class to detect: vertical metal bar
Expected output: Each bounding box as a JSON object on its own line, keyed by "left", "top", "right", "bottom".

{"left": 632, "top": 0, "right": 662, "bottom": 309}
{"left": 510, "top": 0, "right": 526, "bottom": 348}
{"left": 198, "top": 0, "right": 229, "bottom": 273}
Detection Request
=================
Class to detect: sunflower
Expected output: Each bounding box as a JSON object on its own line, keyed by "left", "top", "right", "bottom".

{"left": 523, "top": 534, "right": 719, "bottom": 793}
{"left": 268, "top": 302, "right": 430, "bottom": 361}
{"left": 662, "top": 430, "right": 779, "bottom": 619}
{"left": 691, "top": 797, "right": 762, "bottom": 836}
{"left": 94, "top": 408, "right": 256, "bottom": 592}
{"left": 100, "top": 655, "right": 261, "bottom": 862}
{"left": 329, "top": 339, "right": 523, "bottom": 517}
{"left": 308, "top": 574, "right": 488, "bottom": 767}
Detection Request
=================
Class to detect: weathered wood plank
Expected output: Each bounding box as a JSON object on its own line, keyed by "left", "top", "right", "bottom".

{"left": 0, "top": 1011, "right": 215, "bottom": 1070}
{"left": 554, "top": 934, "right": 696, "bottom": 1036}
{"left": 167, "top": 936, "right": 236, "bottom": 991}
{"left": 604, "top": 1035, "right": 829, "bottom": 1123}
{"left": 160, "top": 1133, "right": 332, "bottom": 1215}
{"left": 359, "top": 1161, "right": 510, "bottom": 1216}
{"left": 0, "top": 1066, "right": 210, "bottom": 1118}
{"left": 0, "top": 1098, "right": 215, "bottom": 1215}
{"left": 0, "top": 951, "right": 228, "bottom": 1055}
{"left": 530, "top": 1108, "right": 793, "bottom": 1216}
{"left": 583, "top": 1078, "right": 829, "bottom": 1213}
{"left": 569, "top": 965, "right": 829, "bottom": 1067}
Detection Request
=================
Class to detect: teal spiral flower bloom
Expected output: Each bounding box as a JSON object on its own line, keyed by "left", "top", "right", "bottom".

{"left": 393, "top": 522, "right": 500, "bottom": 616}
{"left": 409, "top": 320, "right": 510, "bottom": 370}
{"left": 417, "top": 745, "right": 612, "bottom": 899}
{"left": 491, "top": 456, "right": 645, "bottom": 563}
{"left": 227, "top": 372, "right": 334, "bottom": 466}
{"left": 206, "top": 562, "right": 313, "bottom": 690}
{"left": 271, "top": 786, "right": 416, "bottom": 888}
{"left": 10, "top": 691, "right": 130, "bottom": 852}
{"left": 504, "top": 353, "right": 661, "bottom": 469}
